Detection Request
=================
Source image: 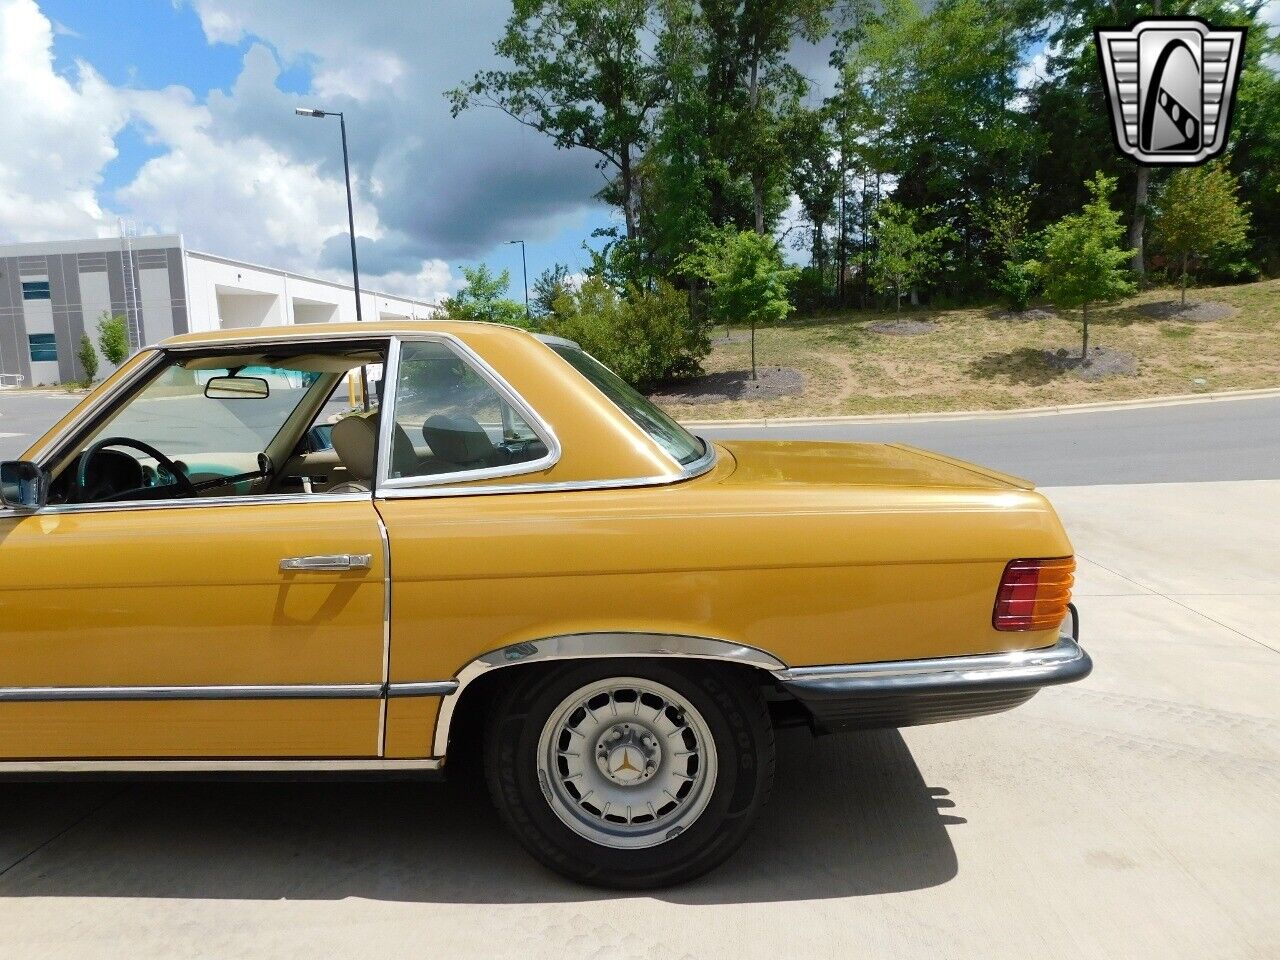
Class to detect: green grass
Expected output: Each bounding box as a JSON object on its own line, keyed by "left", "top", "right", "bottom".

{"left": 656, "top": 278, "right": 1280, "bottom": 420}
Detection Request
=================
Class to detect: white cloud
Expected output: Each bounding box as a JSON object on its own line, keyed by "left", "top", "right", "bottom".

{"left": 0, "top": 0, "right": 126, "bottom": 239}
{"left": 0, "top": 0, "right": 619, "bottom": 306}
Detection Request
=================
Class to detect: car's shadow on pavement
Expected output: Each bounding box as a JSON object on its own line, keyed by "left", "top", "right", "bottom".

{"left": 0, "top": 729, "right": 959, "bottom": 904}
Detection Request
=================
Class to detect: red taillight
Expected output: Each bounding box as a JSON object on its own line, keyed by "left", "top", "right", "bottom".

{"left": 993, "top": 557, "right": 1075, "bottom": 631}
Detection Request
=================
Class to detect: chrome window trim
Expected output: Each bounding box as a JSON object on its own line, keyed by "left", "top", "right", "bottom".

{"left": 373, "top": 438, "right": 718, "bottom": 501}
{"left": 374, "top": 333, "right": 562, "bottom": 494}
{"left": 556, "top": 343, "right": 712, "bottom": 474}
{"left": 375, "top": 510, "right": 393, "bottom": 757}
{"left": 22, "top": 491, "right": 372, "bottom": 518}
{"left": 0, "top": 758, "right": 443, "bottom": 773}
{"left": 0, "top": 681, "right": 457, "bottom": 703}
{"left": 430, "top": 632, "right": 786, "bottom": 757}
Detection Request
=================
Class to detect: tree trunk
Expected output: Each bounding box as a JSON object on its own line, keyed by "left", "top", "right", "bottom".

{"left": 1181, "top": 252, "right": 1189, "bottom": 307}
{"left": 1081, "top": 302, "right": 1090, "bottom": 361}
{"left": 619, "top": 146, "right": 637, "bottom": 241}
{"left": 1128, "top": 0, "right": 1159, "bottom": 281}
{"left": 895, "top": 280, "right": 901, "bottom": 313}
{"left": 750, "top": 317, "right": 757, "bottom": 380}
{"left": 836, "top": 156, "right": 847, "bottom": 306}
{"left": 748, "top": 39, "right": 765, "bottom": 236}
{"left": 1129, "top": 167, "right": 1147, "bottom": 280}
{"left": 752, "top": 171, "right": 766, "bottom": 235}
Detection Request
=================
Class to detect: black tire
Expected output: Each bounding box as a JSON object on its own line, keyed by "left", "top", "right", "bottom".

{"left": 484, "top": 659, "right": 775, "bottom": 889}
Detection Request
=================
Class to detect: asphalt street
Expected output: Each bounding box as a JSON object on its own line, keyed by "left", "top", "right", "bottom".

{"left": 4, "top": 390, "right": 1279, "bottom": 484}
{"left": 696, "top": 393, "right": 1280, "bottom": 485}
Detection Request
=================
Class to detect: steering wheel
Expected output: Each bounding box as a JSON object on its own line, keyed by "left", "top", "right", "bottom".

{"left": 74, "top": 436, "right": 199, "bottom": 503}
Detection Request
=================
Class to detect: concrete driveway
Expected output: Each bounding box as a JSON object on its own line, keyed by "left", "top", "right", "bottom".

{"left": 1, "top": 478, "right": 1276, "bottom": 959}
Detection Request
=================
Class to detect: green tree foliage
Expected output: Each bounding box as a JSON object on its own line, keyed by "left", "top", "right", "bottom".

{"left": 441, "top": 264, "right": 531, "bottom": 328}
{"left": 1030, "top": 172, "right": 1135, "bottom": 359}
{"left": 975, "top": 189, "right": 1040, "bottom": 311}
{"left": 76, "top": 334, "right": 99, "bottom": 385}
{"left": 1152, "top": 162, "right": 1251, "bottom": 307}
{"left": 96, "top": 311, "right": 129, "bottom": 366}
{"left": 448, "top": 0, "right": 664, "bottom": 240}
{"left": 844, "top": 0, "right": 1034, "bottom": 300}
{"left": 868, "top": 202, "right": 953, "bottom": 312}
{"left": 455, "top": 0, "right": 1278, "bottom": 335}
{"left": 682, "top": 227, "right": 796, "bottom": 379}
{"left": 544, "top": 277, "right": 709, "bottom": 387}
{"left": 532, "top": 263, "right": 573, "bottom": 318}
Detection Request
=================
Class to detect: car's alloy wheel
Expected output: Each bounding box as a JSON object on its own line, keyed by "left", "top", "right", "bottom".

{"left": 485, "top": 659, "right": 774, "bottom": 888}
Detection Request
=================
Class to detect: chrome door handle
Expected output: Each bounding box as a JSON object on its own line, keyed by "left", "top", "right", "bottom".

{"left": 279, "top": 553, "right": 373, "bottom": 572}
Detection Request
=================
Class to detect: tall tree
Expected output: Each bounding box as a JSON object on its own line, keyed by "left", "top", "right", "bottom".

{"left": 868, "top": 202, "right": 953, "bottom": 311}
{"left": 692, "top": 0, "right": 830, "bottom": 232}
{"left": 842, "top": 0, "right": 1036, "bottom": 300}
{"left": 682, "top": 227, "right": 797, "bottom": 379}
{"left": 1031, "top": 172, "right": 1135, "bottom": 359}
{"left": 1152, "top": 161, "right": 1251, "bottom": 306}
{"left": 448, "top": 0, "right": 665, "bottom": 241}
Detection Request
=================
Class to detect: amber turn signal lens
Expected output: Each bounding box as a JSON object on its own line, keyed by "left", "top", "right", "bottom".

{"left": 993, "top": 557, "right": 1075, "bottom": 632}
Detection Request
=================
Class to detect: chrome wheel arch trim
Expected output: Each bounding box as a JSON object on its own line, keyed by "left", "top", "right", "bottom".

{"left": 430, "top": 632, "right": 787, "bottom": 757}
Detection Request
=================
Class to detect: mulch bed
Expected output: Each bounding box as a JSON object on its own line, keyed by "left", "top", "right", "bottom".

{"left": 650, "top": 366, "right": 805, "bottom": 405}
{"left": 993, "top": 308, "right": 1059, "bottom": 322}
{"left": 1136, "top": 300, "right": 1237, "bottom": 323}
{"left": 1044, "top": 346, "right": 1138, "bottom": 380}
{"left": 868, "top": 319, "right": 938, "bottom": 336}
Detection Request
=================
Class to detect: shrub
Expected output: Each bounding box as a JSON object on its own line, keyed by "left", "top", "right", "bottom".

{"left": 545, "top": 277, "right": 707, "bottom": 389}
{"left": 993, "top": 260, "right": 1036, "bottom": 312}
{"left": 96, "top": 312, "right": 129, "bottom": 365}
{"left": 440, "top": 264, "right": 531, "bottom": 328}
{"left": 77, "top": 334, "right": 99, "bottom": 384}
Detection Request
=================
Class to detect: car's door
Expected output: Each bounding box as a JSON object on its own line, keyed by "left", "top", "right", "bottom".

{"left": 0, "top": 353, "right": 388, "bottom": 760}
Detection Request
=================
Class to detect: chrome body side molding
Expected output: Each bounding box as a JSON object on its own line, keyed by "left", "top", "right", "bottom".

{"left": 0, "top": 758, "right": 442, "bottom": 774}
{"left": 431, "top": 632, "right": 787, "bottom": 756}
{"left": 0, "top": 681, "right": 457, "bottom": 703}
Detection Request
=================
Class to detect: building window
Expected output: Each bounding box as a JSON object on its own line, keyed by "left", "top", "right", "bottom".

{"left": 28, "top": 334, "right": 58, "bottom": 362}
{"left": 21, "top": 280, "right": 51, "bottom": 300}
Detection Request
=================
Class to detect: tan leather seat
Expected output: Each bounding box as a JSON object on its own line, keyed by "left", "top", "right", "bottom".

{"left": 329, "top": 414, "right": 379, "bottom": 492}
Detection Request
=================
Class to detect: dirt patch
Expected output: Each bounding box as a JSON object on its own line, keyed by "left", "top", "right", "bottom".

{"left": 1045, "top": 346, "right": 1138, "bottom": 380}
{"left": 650, "top": 366, "right": 804, "bottom": 405}
{"left": 1136, "top": 300, "right": 1237, "bottom": 323}
{"left": 868, "top": 319, "right": 938, "bottom": 336}
{"left": 993, "top": 308, "right": 1059, "bottom": 322}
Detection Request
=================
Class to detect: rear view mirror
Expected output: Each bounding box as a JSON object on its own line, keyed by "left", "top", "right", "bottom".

{"left": 0, "top": 461, "right": 49, "bottom": 512}
{"left": 205, "top": 375, "right": 270, "bottom": 400}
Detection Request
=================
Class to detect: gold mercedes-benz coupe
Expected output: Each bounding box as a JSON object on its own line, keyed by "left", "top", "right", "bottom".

{"left": 0, "top": 320, "right": 1089, "bottom": 887}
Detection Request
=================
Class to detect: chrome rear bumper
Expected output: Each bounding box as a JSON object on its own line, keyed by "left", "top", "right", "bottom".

{"left": 774, "top": 611, "right": 1091, "bottom": 732}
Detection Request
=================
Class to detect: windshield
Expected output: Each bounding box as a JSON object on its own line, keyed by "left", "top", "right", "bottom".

{"left": 552, "top": 345, "right": 706, "bottom": 466}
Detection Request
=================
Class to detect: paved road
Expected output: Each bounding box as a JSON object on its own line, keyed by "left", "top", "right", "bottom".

{"left": 1, "top": 479, "right": 1275, "bottom": 959}
{"left": 697, "top": 394, "right": 1280, "bottom": 485}
{"left": 5, "top": 390, "right": 1279, "bottom": 485}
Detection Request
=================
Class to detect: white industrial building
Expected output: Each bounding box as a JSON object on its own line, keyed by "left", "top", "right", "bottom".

{"left": 0, "top": 235, "right": 438, "bottom": 386}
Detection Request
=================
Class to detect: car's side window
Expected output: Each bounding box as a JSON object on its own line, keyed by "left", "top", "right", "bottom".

{"left": 388, "top": 340, "right": 548, "bottom": 480}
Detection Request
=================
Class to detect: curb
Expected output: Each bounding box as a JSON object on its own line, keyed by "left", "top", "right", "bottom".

{"left": 683, "top": 386, "right": 1280, "bottom": 429}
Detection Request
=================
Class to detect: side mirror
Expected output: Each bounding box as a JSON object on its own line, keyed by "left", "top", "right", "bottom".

{"left": 205, "top": 375, "right": 270, "bottom": 400}
{"left": 0, "top": 461, "right": 50, "bottom": 512}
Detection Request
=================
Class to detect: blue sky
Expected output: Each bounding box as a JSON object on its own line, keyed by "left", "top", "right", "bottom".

{"left": 0, "top": 0, "right": 617, "bottom": 302}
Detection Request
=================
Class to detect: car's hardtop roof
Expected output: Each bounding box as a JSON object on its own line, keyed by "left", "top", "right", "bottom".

{"left": 157, "top": 319, "right": 576, "bottom": 351}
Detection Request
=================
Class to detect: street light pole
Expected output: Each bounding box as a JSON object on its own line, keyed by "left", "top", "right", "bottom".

{"left": 296, "top": 106, "right": 369, "bottom": 407}
{"left": 508, "top": 239, "right": 530, "bottom": 325}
